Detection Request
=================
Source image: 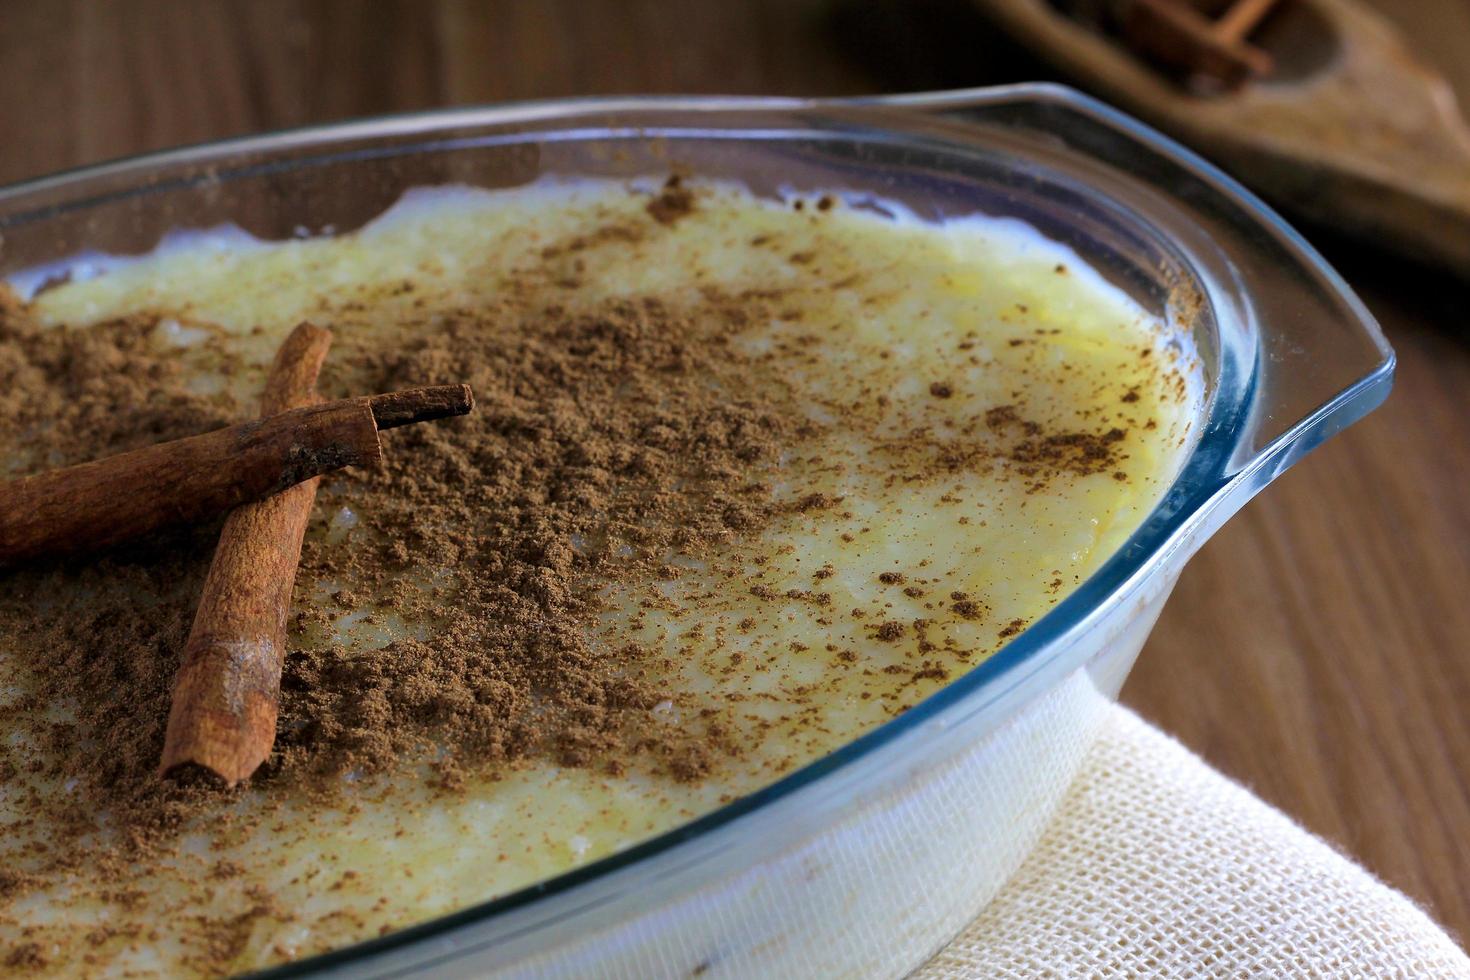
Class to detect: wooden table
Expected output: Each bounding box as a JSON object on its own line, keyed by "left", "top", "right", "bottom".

{"left": 4, "top": 0, "right": 1467, "bottom": 948}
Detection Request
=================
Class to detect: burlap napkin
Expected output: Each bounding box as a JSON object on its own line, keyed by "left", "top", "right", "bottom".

{"left": 915, "top": 705, "right": 1470, "bottom": 979}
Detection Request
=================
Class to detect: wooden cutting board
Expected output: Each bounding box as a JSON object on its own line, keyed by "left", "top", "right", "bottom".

{"left": 969, "top": 0, "right": 1470, "bottom": 277}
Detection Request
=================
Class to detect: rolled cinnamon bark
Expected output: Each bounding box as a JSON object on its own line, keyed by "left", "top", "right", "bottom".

{"left": 0, "top": 398, "right": 380, "bottom": 569}
{"left": 160, "top": 322, "right": 333, "bottom": 784}
{"left": 0, "top": 384, "right": 472, "bottom": 569}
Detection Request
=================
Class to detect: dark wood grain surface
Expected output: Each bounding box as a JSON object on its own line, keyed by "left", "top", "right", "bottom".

{"left": 2, "top": 0, "right": 1466, "bottom": 949}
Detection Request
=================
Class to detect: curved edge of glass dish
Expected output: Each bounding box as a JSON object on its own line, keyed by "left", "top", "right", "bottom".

{"left": 0, "top": 85, "right": 1393, "bottom": 978}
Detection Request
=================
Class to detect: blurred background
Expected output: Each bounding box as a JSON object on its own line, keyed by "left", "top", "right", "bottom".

{"left": 3, "top": 0, "right": 1466, "bottom": 944}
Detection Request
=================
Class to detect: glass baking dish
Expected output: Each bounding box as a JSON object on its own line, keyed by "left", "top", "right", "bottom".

{"left": 0, "top": 85, "right": 1392, "bottom": 978}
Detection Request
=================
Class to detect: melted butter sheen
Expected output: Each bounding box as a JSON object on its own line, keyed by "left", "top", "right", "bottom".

{"left": 2, "top": 180, "right": 1196, "bottom": 975}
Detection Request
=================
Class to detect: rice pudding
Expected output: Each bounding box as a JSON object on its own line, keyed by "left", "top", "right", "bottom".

{"left": 0, "top": 178, "right": 1196, "bottom": 975}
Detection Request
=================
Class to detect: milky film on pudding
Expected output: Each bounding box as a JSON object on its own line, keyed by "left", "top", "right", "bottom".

{"left": 0, "top": 178, "right": 1197, "bottom": 975}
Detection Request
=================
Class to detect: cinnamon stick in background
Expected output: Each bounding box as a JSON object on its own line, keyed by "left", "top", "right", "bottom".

{"left": 0, "top": 384, "right": 473, "bottom": 569}
{"left": 161, "top": 322, "right": 333, "bottom": 784}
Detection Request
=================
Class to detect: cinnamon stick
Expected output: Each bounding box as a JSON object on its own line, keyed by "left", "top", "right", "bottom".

{"left": 1124, "top": 0, "right": 1276, "bottom": 87}
{"left": 160, "top": 322, "right": 333, "bottom": 784}
{"left": 0, "top": 385, "right": 473, "bottom": 569}
{"left": 1214, "top": 0, "right": 1281, "bottom": 44}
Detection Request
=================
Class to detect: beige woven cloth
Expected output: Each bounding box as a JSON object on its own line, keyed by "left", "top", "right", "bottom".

{"left": 915, "top": 705, "right": 1470, "bottom": 979}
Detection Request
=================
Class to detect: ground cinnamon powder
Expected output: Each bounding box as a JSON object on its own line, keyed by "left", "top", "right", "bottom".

{"left": 275, "top": 291, "right": 796, "bottom": 787}
{"left": 0, "top": 275, "right": 1135, "bottom": 794}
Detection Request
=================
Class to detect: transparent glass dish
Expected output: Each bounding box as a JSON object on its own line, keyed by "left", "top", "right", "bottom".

{"left": 0, "top": 85, "right": 1392, "bottom": 979}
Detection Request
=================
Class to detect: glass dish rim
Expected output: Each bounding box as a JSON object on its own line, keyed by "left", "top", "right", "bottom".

{"left": 0, "top": 84, "right": 1394, "bottom": 977}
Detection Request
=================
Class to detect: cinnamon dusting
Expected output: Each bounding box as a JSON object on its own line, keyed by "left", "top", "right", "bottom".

{"left": 278, "top": 293, "right": 795, "bottom": 785}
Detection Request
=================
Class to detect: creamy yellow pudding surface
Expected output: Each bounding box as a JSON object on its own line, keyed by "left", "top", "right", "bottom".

{"left": 0, "top": 178, "right": 1197, "bottom": 975}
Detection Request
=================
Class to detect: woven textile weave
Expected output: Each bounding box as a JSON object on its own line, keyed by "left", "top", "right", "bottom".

{"left": 915, "top": 706, "right": 1470, "bottom": 979}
